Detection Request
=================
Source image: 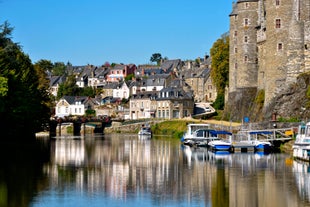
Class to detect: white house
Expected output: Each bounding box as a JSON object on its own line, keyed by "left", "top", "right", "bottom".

{"left": 113, "top": 81, "right": 130, "bottom": 99}
{"left": 55, "top": 96, "right": 87, "bottom": 117}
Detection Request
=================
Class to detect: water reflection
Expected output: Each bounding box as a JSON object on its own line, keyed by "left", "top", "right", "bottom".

{"left": 28, "top": 134, "right": 310, "bottom": 207}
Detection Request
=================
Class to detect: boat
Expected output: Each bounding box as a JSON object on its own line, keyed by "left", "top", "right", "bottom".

{"left": 138, "top": 124, "right": 152, "bottom": 137}
{"left": 293, "top": 122, "right": 310, "bottom": 162}
{"left": 180, "top": 123, "right": 217, "bottom": 146}
{"left": 236, "top": 130, "right": 273, "bottom": 152}
{"left": 208, "top": 130, "right": 233, "bottom": 151}
{"left": 208, "top": 139, "right": 232, "bottom": 151}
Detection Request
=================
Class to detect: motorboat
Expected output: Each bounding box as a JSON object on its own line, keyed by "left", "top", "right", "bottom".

{"left": 208, "top": 139, "right": 232, "bottom": 151}
{"left": 236, "top": 130, "right": 273, "bottom": 152}
{"left": 138, "top": 124, "right": 152, "bottom": 137}
{"left": 180, "top": 123, "right": 216, "bottom": 146}
{"left": 293, "top": 122, "right": 310, "bottom": 162}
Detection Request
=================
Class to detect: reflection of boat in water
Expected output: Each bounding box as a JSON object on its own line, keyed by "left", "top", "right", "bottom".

{"left": 138, "top": 124, "right": 152, "bottom": 138}
{"left": 292, "top": 160, "right": 310, "bottom": 202}
{"left": 293, "top": 122, "right": 310, "bottom": 162}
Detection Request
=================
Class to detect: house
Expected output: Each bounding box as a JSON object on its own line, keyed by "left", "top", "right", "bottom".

{"left": 129, "top": 92, "right": 157, "bottom": 119}
{"left": 113, "top": 81, "right": 130, "bottom": 99}
{"left": 180, "top": 67, "right": 217, "bottom": 102}
{"left": 106, "top": 64, "right": 136, "bottom": 82}
{"left": 156, "top": 82, "right": 194, "bottom": 119}
{"left": 55, "top": 96, "right": 100, "bottom": 118}
{"left": 101, "top": 82, "right": 119, "bottom": 98}
{"left": 49, "top": 75, "right": 66, "bottom": 97}
{"left": 130, "top": 74, "right": 171, "bottom": 95}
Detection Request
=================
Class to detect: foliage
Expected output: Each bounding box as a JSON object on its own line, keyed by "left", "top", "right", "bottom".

{"left": 85, "top": 109, "right": 96, "bottom": 117}
{"left": 0, "top": 76, "right": 8, "bottom": 97}
{"left": 57, "top": 75, "right": 80, "bottom": 99}
{"left": 52, "top": 62, "right": 66, "bottom": 76}
{"left": 212, "top": 93, "right": 225, "bottom": 110}
{"left": 125, "top": 73, "right": 134, "bottom": 81}
{"left": 277, "top": 117, "right": 301, "bottom": 123}
{"left": 150, "top": 53, "right": 162, "bottom": 65}
{"left": 255, "top": 89, "right": 265, "bottom": 104}
{"left": 0, "top": 21, "right": 51, "bottom": 138}
{"left": 210, "top": 35, "right": 229, "bottom": 95}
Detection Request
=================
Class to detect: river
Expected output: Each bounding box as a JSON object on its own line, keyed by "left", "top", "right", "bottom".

{"left": 0, "top": 134, "right": 309, "bottom": 207}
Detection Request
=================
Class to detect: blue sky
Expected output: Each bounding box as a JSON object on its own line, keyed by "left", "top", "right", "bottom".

{"left": 0, "top": 0, "right": 233, "bottom": 66}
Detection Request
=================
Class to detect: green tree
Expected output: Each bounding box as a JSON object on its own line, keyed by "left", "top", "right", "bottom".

{"left": 0, "top": 21, "right": 51, "bottom": 138}
{"left": 57, "top": 75, "right": 79, "bottom": 99}
{"left": 150, "top": 53, "right": 162, "bottom": 65}
{"left": 52, "top": 62, "right": 66, "bottom": 76}
{"left": 210, "top": 35, "right": 229, "bottom": 95}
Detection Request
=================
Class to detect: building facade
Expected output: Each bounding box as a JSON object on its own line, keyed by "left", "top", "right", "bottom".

{"left": 229, "top": 0, "right": 310, "bottom": 107}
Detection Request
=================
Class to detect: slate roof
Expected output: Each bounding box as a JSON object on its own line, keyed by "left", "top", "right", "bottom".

{"left": 160, "top": 59, "right": 182, "bottom": 72}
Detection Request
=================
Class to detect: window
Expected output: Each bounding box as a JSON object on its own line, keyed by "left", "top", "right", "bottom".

{"left": 244, "top": 18, "right": 249, "bottom": 26}
{"left": 276, "top": 0, "right": 280, "bottom": 6}
{"left": 235, "top": 63, "right": 238, "bottom": 69}
{"left": 245, "top": 3, "right": 249, "bottom": 9}
{"left": 244, "top": 36, "right": 248, "bottom": 43}
{"left": 278, "top": 43, "right": 283, "bottom": 51}
{"left": 234, "top": 47, "right": 238, "bottom": 54}
{"left": 234, "top": 31, "right": 237, "bottom": 37}
{"left": 276, "top": 19, "right": 281, "bottom": 28}
{"left": 244, "top": 55, "right": 248, "bottom": 62}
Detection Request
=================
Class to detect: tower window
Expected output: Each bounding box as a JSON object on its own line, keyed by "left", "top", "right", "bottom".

{"left": 244, "top": 55, "right": 248, "bottom": 63}
{"left": 244, "top": 18, "right": 249, "bottom": 26}
{"left": 234, "top": 30, "right": 237, "bottom": 37}
{"left": 276, "top": 19, "right": 281, "bottom": 28}
{"left": 235, "top": 63, "right": 238, "bottom": 69}
{"left": 276, "top": 0, "right": 280, "bottom": 6}
{"left": 244, "top": 36, "right": 248, "bottom": 43}
{"left": 234, "top": 47, "right": 238, "bottom": 54}
{"left": 278, "top": 43, "right": 283, "bottom": 51}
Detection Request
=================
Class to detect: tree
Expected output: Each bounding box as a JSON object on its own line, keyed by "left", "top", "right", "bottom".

{"left": 210, "top": 35, "right": 229, "bottom": 96}
{"left": 0, "top": 21, "right": 51, "bottom": 138}
{"left": 150, "top": 53, "right": 162, "bottom": 65}
{"left": 57, "top": 75, "right": 79, "bottom": 99}
{"left": 52, "top": 62, "right": 66, "bottom": 76}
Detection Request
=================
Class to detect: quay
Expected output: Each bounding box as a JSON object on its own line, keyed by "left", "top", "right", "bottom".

{"left": 232, "top": 142, "right": 255, "bottom": 153}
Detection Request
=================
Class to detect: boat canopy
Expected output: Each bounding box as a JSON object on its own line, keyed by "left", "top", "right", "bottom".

{"left": 249, "top": 131, "right": 273, "bottom": 135}
{"left": 210, "top": 130, "right": 232, "bottom": 136}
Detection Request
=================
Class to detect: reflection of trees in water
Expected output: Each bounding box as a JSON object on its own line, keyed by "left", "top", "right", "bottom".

{"left": 0, "top": 139, "right": 50, "bottom": 207}
{"left": 212, "top": 168, "right": 229, "bottom": 207}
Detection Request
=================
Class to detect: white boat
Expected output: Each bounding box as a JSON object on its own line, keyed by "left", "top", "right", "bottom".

{"left": 236, "top": 130, "right": 273, "bottom": 152}
{"left": 181, "top": 123, "right": 216, "bottom": 146}
{"left": 293, "top": 122, "right": 310, "bottom": 162}
{"left": 208, "top": 139, "right": 232, "bottom": 151}
{"left": 138, "top": 124, "right": 152, "bottom": 137}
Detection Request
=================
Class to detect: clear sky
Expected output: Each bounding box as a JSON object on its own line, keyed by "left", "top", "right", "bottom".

{"left": 0, "top": 0, "right": 233, "bottom": 66}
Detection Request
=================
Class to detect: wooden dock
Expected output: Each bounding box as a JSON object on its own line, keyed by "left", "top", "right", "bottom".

{"left": 232, "top": 142, "right": 255, "bottom": 152}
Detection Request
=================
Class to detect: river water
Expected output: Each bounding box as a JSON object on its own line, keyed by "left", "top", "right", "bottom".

{"left": 1, "top": 134, "right": 310, "bottom": 207}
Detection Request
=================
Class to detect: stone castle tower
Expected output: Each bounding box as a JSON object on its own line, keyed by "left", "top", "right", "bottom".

{"left": 228, "top": 0, "right": 310, "bottom": 120}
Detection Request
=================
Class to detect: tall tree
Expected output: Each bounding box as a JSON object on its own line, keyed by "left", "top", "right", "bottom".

{"left": 210, "top": 35, "right": 229, "bottom": 95}
{"left": 0, "top": 21, "right": 50, "bottom": 138}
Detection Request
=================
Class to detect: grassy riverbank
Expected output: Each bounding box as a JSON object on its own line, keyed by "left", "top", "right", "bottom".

{"left": 151, "top": 118, "right": 241, "bottom": 138}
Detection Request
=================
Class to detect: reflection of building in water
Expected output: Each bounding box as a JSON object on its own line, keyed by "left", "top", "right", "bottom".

{"left": 43, "top": 137, "right": 309, "bottom": 206}
{"left": 293, "top": 161, "right": 310, "bottom": 204}
{"left": 51, "top": 140, "right": 85, "bottom": 166}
